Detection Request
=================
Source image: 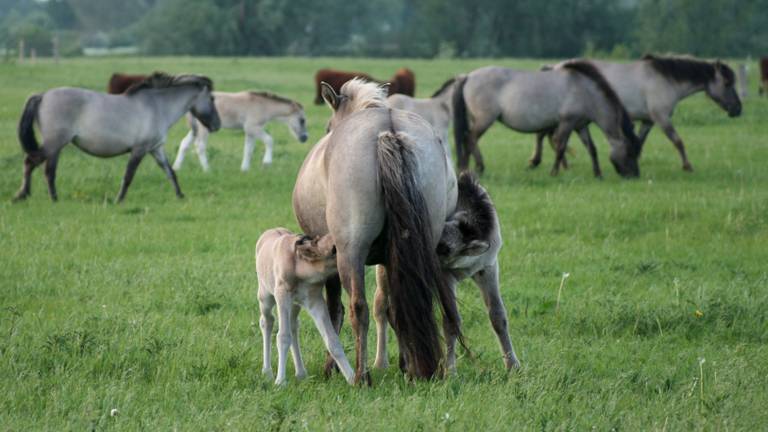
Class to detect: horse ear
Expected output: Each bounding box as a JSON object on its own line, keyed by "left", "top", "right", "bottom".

{"left": 295, "top": 237, "right": 323, "bottom": 262}
{"left": 320, "top": 82, "right": 340, "bottom": 110}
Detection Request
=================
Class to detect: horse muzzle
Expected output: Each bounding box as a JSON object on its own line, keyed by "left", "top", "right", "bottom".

{"left": 728, "top": 105, "right": 742, "bottom": 117}
{"left": 299, "top": 133, "right": 308, "bottom": 143}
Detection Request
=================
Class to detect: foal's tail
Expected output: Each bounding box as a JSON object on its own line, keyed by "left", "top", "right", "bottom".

{"left": 18, "top": 94, "right": 43, "bottom": 157}
{"left": 452, "top": 75, "right": 469, "bottom": 169}
{"left": 376, "top": 129, "right": 463, "bottom": 379}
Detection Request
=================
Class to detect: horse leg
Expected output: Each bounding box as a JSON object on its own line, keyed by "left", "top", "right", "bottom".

{"left": 470, "top": 133, "right": 486, "bottom": 174}
{"left": 254, "top": 129, "right": 274, "bottom": 167}
{"left": 241, "top": 131, "right": 256, "bottom": 171}
{"left": 289, "top": 303, "right": 307, "bottom": 380}
{"left": 150, "top": 148, "right": 184, "bottom": 199}
{"left": 655, "top": 118, "right": 693, "bottom": 171}
{"left": 258, "top": 287, "right": 275, "bottom": 379}
{"left": 322, "top": 275, "right": 344, "bottom": 376}
{"left": 529, "top": 132, "right": 545, "bottom": 169}
{"left": 44, "top": 149, "right": 62, "bottom": 201}
{"left": 306, "top": 289, "right": 355, "bottom": 384}
{"left": 550, "top": 122, "right": 575, "bottom": 176}
{"left": 116, "top": 150, "right": 145, "bottom": 203}
{"left": 442, "top": 277, "right": 460, "bottom": 374}
{"left": 373, "top": 265, "right": 390, "bottom": 369}
{"left": 576, "top": 127, "right": 602, "bottom": 178}
{"left": 337, "top": 254, "right": 371, "bottom": 385}
{"left": 13, "top": 153, "right": 45, "bottom": 202}
{"left": 172, "top": 130, "right": 195, "bottom": 171}
{"left": 472, "top": 263, "right": 520, "bottom": 370}
{"left": 194, "top": 128, "right": 210, "bottom": 172}
{"left": 549, "top": 132, "right": 569, "bottom": 170}
{"left": 274, "top": 289, "right": 293, "bottom": 385}
{"left": 635, "top": 120, "right": 654, "bottom": 153}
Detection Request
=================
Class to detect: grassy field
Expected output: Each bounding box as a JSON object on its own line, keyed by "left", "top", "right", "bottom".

{"left": 0, "top": 56, "right": 767, "bottom": 431}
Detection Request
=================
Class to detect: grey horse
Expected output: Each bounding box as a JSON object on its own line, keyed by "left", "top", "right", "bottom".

{"left": 533, "top": 55, "right": 742, "bottom": 172}
{"left": 292, "top": 78, "right": 461, "bottom": 383}
{"left": 14, "top": 72, "right": 220, "bottom": 202}
{"left": 453, "top": 61, "right": 641, "bottom": 178}
{"left": 387, "top": 78, "right": 456, "bottom": 154}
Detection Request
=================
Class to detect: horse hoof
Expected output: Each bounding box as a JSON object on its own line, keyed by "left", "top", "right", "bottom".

{"left": 354, "top": 371, "right": 372, "bottom": 387}
{"left": 177, "top": 193, "right": 185, "bottom": 199}
{"left": 683, "top": 164, "right": 694, "bottom": 172}
{"left": 527, "top": 159, "right": 541, "bottom": 169}
{"left": 12, "top": 193, "right": 29, "bottom": 203}
{"left": 323, "top": 358, "right": 339, "bottom": 378}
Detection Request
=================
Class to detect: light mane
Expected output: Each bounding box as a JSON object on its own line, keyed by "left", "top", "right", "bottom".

{"left": 339, "top": 78, "right": 388, "bottom": 112}
{"left": 124, "top": 72, "right": 213, "bottom": 95}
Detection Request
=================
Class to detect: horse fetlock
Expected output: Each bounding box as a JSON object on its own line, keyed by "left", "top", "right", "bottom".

{"left": 354, "top": 370, "right": 372, "bottom": 386}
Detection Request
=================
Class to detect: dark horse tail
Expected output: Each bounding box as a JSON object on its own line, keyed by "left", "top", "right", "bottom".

{"left": 376, "top": 128, "right": 463, "bottom": 379}
{"left": 452, "top": 74, "right": 469, "bottom": 169}
{"left": 561, "top": 61, "right": 641, "bottom": 158}
{"left": 18, "top": 94, "right": 43, "bottom": 157}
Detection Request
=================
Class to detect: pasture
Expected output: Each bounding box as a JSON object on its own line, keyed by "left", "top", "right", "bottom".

{"left": 1, "top": 57, "right": 767, "bottom": 430}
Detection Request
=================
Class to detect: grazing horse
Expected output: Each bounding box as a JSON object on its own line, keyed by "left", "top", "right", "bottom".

{"left": 760, "top": 58, "right": 768, "bottom": 96}
{"left": 374, "top": 172, "right": 520, "bottom": 372}
{"left": 313, "top": 68, "right": 416, "bottom": 104}
{"left": 173, "top": 91, "right": 308, "bottom": 171}
{"left": 387, "top": 77, "right": 456, "bottom": 154}
{"left": 293, "top": 79, "right": 461, "bottom": 383}
{"left": 533, "top": 55, "right": 742, "bottom": 172}
{"left": 13, "top": 72, "right": 220, "bottom": 202}
{"left": 454, "top": 62, "right": 641, "bottom": 178}
{"left": 107, "top": 73, "right": 147, "bottom": 94}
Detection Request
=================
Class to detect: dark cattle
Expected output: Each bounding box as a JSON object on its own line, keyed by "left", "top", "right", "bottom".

{"left": 314, "top": 68, "right": 416, "bottom": 104}
{"left": 107, "top": 73, "right": 148, "bottom": 94}
{"left": 760, "top": 58, "right": 768, "bottom": 96}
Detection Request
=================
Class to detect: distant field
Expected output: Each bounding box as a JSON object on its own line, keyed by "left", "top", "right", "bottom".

{"left": 1, "top": 57, "right": 766, "bottom": 430}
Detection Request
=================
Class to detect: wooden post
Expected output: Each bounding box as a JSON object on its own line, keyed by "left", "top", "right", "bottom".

{"left": 738, "top": 64, "right": 748, "bottom": 99}
{"left": 52, "top": 34, "right": 60, "bottom": 64}
{"left": 18, "top": 39, "right": 24, "bottom": 63}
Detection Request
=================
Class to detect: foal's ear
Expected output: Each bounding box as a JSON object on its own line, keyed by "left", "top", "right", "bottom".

{"left": 320, "top": 82, "right": 340, "bottom": 110}
{"left": 461, "top": 239, "right": 490, "bottom": 257}
{"left": 295, "top": 237, "right": 325, "bottom": 262}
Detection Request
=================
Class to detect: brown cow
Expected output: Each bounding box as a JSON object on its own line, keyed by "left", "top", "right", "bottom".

{"left": 314, "top": 68, "right": 416, "bottom": 104}
{"left": 107, "top": 73, "right": 148, "bottom": 94}
{"left": 760, "top": 58, "right": 768, "bottom": 96}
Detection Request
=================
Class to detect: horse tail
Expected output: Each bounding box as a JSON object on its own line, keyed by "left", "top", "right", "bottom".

{"left": 561, "top": 60, "right": 641, "bottom": 157}
{"left": 452, "top": 74, "right": 469, "bottom": 167}
{"left": 18, "top": 93, "right": 43, "bottom": 157}
{"left": 376, "top": 127, "right": 462, "bottom": 379}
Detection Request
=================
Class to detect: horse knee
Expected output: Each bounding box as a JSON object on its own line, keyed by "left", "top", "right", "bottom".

{"left": 489, "top": 308, "right": 508, "bottom": 334}
{"left": 351, "top": 298, "right": 369, "bottom": 326}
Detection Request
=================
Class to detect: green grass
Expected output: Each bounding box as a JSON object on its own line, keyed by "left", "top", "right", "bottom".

{"left": 1, "top": 56, "right": 767, "bottom": 430}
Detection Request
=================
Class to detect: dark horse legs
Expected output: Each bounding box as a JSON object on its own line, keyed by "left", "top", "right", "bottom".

{"left": 323, "top": 275, "right": 345, "bottom": 376}
{"left": 151, "top": 148, "right": 184, "bottom": 199}
{"left": 13, "top": 153, "right": 45, "bottom": 201}
{"left": 116, "top": 151, "right": 145, "bottom": 203}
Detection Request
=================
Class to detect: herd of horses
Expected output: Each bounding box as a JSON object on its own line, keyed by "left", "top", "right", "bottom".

{"left": 11, "top": 54, "right": 745, "bottom": 385}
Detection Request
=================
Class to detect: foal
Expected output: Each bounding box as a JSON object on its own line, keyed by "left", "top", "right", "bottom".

{"left": 255, "top": 228, "right": 354, "bottom": 385}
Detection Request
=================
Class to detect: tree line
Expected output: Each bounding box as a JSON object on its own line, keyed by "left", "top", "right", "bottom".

{"left": 2, "top": 0, "right": 768, "bottom": 58}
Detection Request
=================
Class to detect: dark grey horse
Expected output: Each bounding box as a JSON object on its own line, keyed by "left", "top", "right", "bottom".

{"left": 13, "top": 72, "right": 220, "bottom": 202}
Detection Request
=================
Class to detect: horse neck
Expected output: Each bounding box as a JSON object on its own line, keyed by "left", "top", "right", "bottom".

{"left": 661, "top": 76, "right": 707, "bottom": 102}
{"left": 139, "top": 86, "right": 201, "bottom": 129}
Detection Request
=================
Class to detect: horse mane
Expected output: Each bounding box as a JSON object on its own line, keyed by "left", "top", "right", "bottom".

{"left": 642, "top": 54, "right": 731, "bottom": 85}
{"left": 124, "top": 72, "right": 213, "bottom": 95}
{"left": 249, "top": 91, "right": 303, "bottom": 110}
{"left": 561, "top": 60, "right": 641, "bottom": 156}
{"left": 339, "top": 77, "right": 388, "bottom": 111}
{"left": 431, "top": 77, "right": 456, "bottom": 98}
{"left": 455, "top": 172, "right": 496, "bottom": 242}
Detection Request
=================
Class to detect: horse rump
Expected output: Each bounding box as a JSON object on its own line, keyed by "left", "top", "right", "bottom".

{"left": 376, "top": 129, "right": 462, "bottom": 379}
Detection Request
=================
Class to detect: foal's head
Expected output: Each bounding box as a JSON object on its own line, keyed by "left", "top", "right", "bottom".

{"left": 295, "top": 234, "right": 338, "bottom": 278}
{"left": 320, "top": 78, "right": 388, "bottom": 132}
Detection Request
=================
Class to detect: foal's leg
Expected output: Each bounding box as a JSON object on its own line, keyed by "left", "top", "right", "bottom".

{"left": 254, "top": 129, "right": 275, "bottom": 167}
{"left": 274, "top": 289, "right": 293, "bottom": 385}
{"left": 116, "top": 149, "right": 146, "bottom": 203}
{"left": 576, "top": 127, "right": 602, "bottom": 178}
{"left": 241, "top": 132, "right": 256, "bottom": 171}
{"left": 258, "top": 287, "right": 276, "bottom": 379}
{"left": 289, "top": 303, "right": 308, "bottom": 380}
{"left": 150, "top": 148, "right": 184, "bottom": 199}
{"left": 322, "top": 275, "right": 345, "bottom": 376}
{"left": 472, "top": 263, "right": 520, "bottom": 370}
{"left": 194, "top": 127, "right": 211, "bottom": 172}
{"left": 306, "top": 289, "right": 355, "bottom": 384}
{"left": 172, "top": 129, "right": 195, "bottom": 171}
{"left": 653, "top": 116, "right": 693, "bottom": 171}
{"left": 373, "top": 265, "right": 391, "bottom": 369}
{"left": 13, "top": 153, "right": 45, "bottom": 201}
{"left": 44, "top": 149, "right": 62, "bottom": 201}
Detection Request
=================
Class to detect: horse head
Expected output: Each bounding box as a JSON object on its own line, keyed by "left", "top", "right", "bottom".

{"left": 707, "top": 61, "right": 742, "bottom": 118}
{"left": 320, "top": 78, "right": 388, "bottom": 132}
{"left": 190, "top": 85, "right": 221, "bottom": 132}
